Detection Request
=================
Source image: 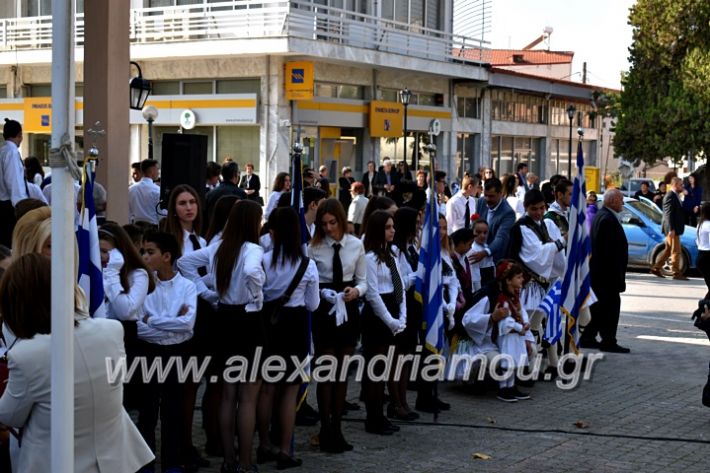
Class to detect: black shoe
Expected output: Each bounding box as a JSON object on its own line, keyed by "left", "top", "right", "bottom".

{"left": 382, "top": 417, "right": 400, "bottom": 432}
{"left": 276, "top": 453, "right": 302, "bottom": 470}
{"left": 204, "top": 441, "right": 223, "bottom": 458}
{"left": 703, "top": 383, "right": 710, "bottom": 408}
{"left": 599, "top": 343, "right": 631, "bottom": 353}
{"left": 365, "top": 419, "right": 394, "bottom": 435}
{"left": 185, "top": 446, "right": 209, "bottom": 470}
{"left": 256, "top": 447, "right": 279, "bottom": 464}
{"left": 295, "top": 402, "right": 319, "bottom": 426}
{"left": 579, "top": 337, "right": 601, "bottom": 349}
{"left": 496, "top": 388, "right": 518, "bottom": 403}
{"left": 511, "top": 387, "right": 531, "bottom": 400}
{"left": 333, "top": 429, "right": 354, "bottom": 452}
{"left": 414, "top": 399, "right": 439, "bottom": 414}
{"left": 318, "top": 428, "right": 345, "bottom": 454}
{"left": 343, "top": 400, "right": 360, "bottom": 411}
{"left": 220, "top": 463, "right": 238, "bottom": 473}
{"left": 435, "top": 398, "right": 450, "bottom": 411}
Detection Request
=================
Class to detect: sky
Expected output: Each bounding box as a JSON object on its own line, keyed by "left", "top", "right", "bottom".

{"left": 487, "top": 0, "right": 636, "bottom": 89}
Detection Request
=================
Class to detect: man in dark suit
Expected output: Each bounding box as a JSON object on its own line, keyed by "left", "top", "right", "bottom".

{"left": 361, "top": 160, "right": 377, "bottom": 197}
{"left": 238, "top": 162, "right": 261, "bottom": 204}
{"left": 581, "top": 188, "right": 630, "bottom": 353}
{"left": 205, "top": 161, "right": 246, "bottom": 218}
{"left": 373, "top": 159, "right": 401, "bottom": 200}
{"left": 517, "top": 162, "right": 530, "bottom": 192}
{"left": 651, "top": 176, "right": 687, "bottom": 280}
{"left": 471, "top": 177, "right": 516, "bottom": 264}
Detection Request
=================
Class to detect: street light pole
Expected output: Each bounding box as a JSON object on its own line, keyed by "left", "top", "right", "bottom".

{"left": 399, "top": 88, "right": 412, "bottom": 169}
{"left": 142, "top": 105, "right": 159, "bottom": 161}
{"left": 566, "top": 104, "right": 576, "bottom": 178}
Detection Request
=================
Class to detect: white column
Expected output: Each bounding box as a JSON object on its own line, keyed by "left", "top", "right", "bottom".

{"left": 50, "top": 0, "right": 75, "bottom": 471}
{"left": 130, "top": 124, "right": 142, "bottom": 164}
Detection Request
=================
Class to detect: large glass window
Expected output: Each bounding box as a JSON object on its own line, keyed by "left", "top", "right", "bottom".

{"left": 0, "top": 85, "right": 6, "bottom": 98}
{"left": 216, "top": 79, "right": 260, "bottom": 94}
{"left": 217, "top": 126, "right": 260, "bottom": 170}
{"left": 152, "top": 81, "right": 180, "bottom": 95}
{"left": 182, "top": 81, "right": 214, "bottom": 95}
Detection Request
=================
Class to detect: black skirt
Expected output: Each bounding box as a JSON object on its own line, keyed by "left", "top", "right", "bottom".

{"left": 399, "top": 287, "right": 423, "bottom": 352}
{"left": 362, "top": 292, "right": 400, "bottom": 352}
{"left": 216, "top": 303, "right": 267, "bottom": 372}
{"left": 263, "top": 305, "right": 310, "bottom": 383}
{"left": 312, "top": 281, "right": 361, "bottom": 351}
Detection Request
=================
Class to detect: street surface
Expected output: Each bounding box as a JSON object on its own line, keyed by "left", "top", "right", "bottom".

{"left": 191, "top": 272, "right": 710, "bottom": 472}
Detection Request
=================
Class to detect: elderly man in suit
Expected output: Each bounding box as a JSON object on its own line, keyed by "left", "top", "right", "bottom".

{"left": 470, "top": 177, "right": 516, "bottom": 264}
{"left": 651, "top": 176, "right": 687, "bottom": 280}
{"left": 580, "top": 188, "right": 630, "bottom": 353}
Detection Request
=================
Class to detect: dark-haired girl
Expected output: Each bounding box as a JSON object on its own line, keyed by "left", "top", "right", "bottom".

{"left": 307, "top": 198, "right": 367, "bottom": 452}
{"left": 362, "top": 210, "right": 408, "bottom": 434}
{"left": 256, "top": 207, "right": 319, "bottom": 469}
{"left": 178, "top": 200, "right": 265, "bottom": 473}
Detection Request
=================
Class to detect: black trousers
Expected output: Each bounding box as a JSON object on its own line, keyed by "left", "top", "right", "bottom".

{"left": 586, "top": 290, "right": 621, "bottom": 345}
{"left": 697, "top": 250, "right": 710, "bottom": 299}
{"left": 136, "top": 340, "right": 187, "bottom": 470}
{"left": 0, "top": 200, "right": 16, "bottom": 248}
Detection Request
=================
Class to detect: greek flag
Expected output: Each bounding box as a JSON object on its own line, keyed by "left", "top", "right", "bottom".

{"left": 415, "top": 185, "right": 444, "bottom": 353}
{"left": 541, "top": 280, "right": 563, "bottom": 345}
{"left": 76, "top": 161, "right": 105, "bottom": 317}
{"left": 559, "top": 142, "right": 595, "bottom": 353}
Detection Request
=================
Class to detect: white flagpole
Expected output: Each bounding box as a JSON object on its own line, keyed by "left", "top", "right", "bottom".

{"left": 50, "top": 0, "right": 76, "bottom": 471}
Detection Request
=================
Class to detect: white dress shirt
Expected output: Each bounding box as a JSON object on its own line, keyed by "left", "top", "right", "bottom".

{"left": 177, "top": 241, "right": 265, "bottom": 311}
{"left": 128, "top": 177, "right": 162, "bottom": 224}
{"left": 518, "top": 219, "right": 566, "bottom": 281}
{"left": 347, "top": 194, "right": 368, "bottom": 225}
{"left": 446, "top": 190, "right": 476, "bottom": 233}
{"left": 364, "top": 251, "right": 407, "bottom": 324}
{"left": 27, "top": 182, "right": 47, "bottom": 203}
{"left": 101, "top": 267, "right": 150, "bottom": 322}
{"left": 137, "top": 272, "right": 197, "bottom": 345}
{"left": 0, "top": 140, "right": 28, "bottom": 205}
{"left": 264, "top": 190, "right": 282, "bottom": 220}
{"left": 262, "top": 252, "right": 320, "bottom": 310}
{"left": 698, "top": 221, "right": 710, "bottom": 251}
{"left": 308, "top": 234, "right": 368, "bottom": 297}
{"left": 182, "top": 229, "right": 206, "bottom": 255}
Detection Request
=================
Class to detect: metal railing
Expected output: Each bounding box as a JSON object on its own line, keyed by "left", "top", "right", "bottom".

{"left": 0, "top": 0, "right": 490, "bottom": 64}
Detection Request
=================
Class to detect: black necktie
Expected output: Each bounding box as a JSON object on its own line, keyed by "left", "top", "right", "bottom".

{"left": 386, "top": 252, "right": 404, "bottom": 304}
{"left": 407, "top": 245, "right": 419, "bottom": 271}
{"left": 332, "top": 243, "right": 343, "bottom": 286}
{"left": 464, "top": 199, "right": 471, "bottom": 229}
{"left": 189, "top": 234, "right": 207, "bottom": 277}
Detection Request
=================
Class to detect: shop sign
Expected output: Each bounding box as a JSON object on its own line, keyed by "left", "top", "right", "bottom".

{"left": 369, "top": 101, "right": 403, "bottom": 137}
{"left": 285, "top": 62, "right": 314, "bottom": 101}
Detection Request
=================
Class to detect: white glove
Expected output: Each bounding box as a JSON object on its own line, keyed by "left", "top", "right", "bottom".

{"left": 320, "top": 288, "right": 338, "bottom": 305}
{"left": 107, "top": 248, "right": 124, "bottom": 272}
{"left": 200, "top": 290, "right": 219, "bottom": 308}
{"left": 327, "top": 292, "right": 348, "bottom": 326}
{"left": 385, "top": 315, "right": 402, "bottom": 335}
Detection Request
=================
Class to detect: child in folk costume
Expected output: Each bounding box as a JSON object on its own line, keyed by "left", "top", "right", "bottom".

{"left": 469, "top": 219, "right": 495, "bottom": 291}
{"left": 494, "top": 260, "right": 535, "bottom": 402}
{"left": 506, "top": 189, "right": 566, "bottom": 372}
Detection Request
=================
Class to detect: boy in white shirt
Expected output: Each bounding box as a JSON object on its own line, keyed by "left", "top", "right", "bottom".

{"left": 137, "top": 230, "right": 197, "bottom": 471}
{"left": 469, "top": 219, "right": 495, "bottom": 291}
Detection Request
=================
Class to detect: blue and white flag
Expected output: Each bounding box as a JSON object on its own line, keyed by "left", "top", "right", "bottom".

{"left": 76, "top": 161, "right": 105, "bottom": 317}
{"left": 560, "top": 142, "right": 595, "bottom": 353}
{"left": 415, "top": 185, "right": 444, "bottom": 354}
{"left": 540, "top": 280, "right": 563, "bottom": 345}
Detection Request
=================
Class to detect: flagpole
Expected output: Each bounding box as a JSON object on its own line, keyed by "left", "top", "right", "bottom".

{"left": 50, "top": 0, "right": 76, "bottom": 471}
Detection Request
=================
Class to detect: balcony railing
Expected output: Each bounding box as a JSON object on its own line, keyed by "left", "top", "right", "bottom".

{"left": 0, "top": 0, "right": 490, "bottom": 64}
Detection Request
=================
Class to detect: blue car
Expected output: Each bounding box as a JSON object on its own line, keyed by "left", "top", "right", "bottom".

{"left": 597, "top": 196, "right": 698, "bottom": 276}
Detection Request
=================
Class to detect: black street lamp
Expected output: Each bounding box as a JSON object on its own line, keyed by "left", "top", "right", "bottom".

{"left": 566, "top": 104, "right": 577, "bottom": 177}
{"left": 399, "top": 88, "right": 412, "bottom": 169}
{"left": 129, "top": 61, "right": 151, "bottom": 111}
{"left": 142, "top": 105, "right": 159, "bottom": 161}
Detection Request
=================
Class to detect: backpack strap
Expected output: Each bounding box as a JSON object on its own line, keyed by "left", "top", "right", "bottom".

{"left": 281, "top": 256, "right": 310, "bottom": 304}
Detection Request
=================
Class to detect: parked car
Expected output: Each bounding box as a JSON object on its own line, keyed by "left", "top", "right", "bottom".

{"left": 596, "top": 196, "right": 698, "bottom": 276}
{"left": 619, "top": 178, "right": 657, "bottom": 198}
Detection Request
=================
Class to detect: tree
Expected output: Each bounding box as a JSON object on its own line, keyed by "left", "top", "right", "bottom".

{"left": 614, "top": 0, "right": 710, "bottom": 196}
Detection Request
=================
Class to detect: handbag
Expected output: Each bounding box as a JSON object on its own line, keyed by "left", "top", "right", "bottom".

{"left": 264, "top": 257, "right": 310, "bottom": 325}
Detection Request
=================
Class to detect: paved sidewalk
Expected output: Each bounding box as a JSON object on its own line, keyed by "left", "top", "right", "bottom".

{"left": 184, "top": 272, "right": 710, "bottom": 473}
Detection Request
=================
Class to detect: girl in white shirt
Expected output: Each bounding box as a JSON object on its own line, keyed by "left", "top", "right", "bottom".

{"left": 308, "top": 198, "right": 367, "bottom": 453}
{"left": 362, "top": 210, "right": 408, "bottom": 435}
{"left": 177, "top": 200, "right": 265, "bottom": 473}
{"left": 264, "top": 172, "right": 291, "bottom": 221}
{"left": 99, "top": 222, "right": 155, "bottom": 409}
{"left": 163, "top": 184, "right": 213, "bottom": 469}
{"left": 696, "top": 203, "right": 710, "bottom": 298}
{"left": 204, "top": 194, "right": 239, "bottom": 246}
{"left": 256, "top": 207, "right": 319, "bottom": 469}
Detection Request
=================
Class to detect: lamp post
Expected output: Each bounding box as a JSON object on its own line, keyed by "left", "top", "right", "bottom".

{"left": 129, "top": 61, "right": 151, "bottom": 111}
{"left": 142, "top": 105, "right": 158, "bottom": 161}
{"left": 399, "top": 88, "right": 412, "bottom": 169}
{"left": 566, "top": 104, "right": 576, "bottom": 177}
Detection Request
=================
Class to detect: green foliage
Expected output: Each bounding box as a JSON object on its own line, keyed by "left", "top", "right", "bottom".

{"left": 614, "top": 0, "right": 710, "bottom": 166}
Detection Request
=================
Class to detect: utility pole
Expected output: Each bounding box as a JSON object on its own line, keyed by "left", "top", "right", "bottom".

{"left": 582, "top": 62, "right": 587, "bottom": 84}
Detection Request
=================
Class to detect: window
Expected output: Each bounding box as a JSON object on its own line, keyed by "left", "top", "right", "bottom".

{"left": 0, "top": 85, "right": 6, "bottom": 98}
{"left": 217, "top": 126, "right": 260, "bottom": 169}
{"left": 216, "top": 79, "right": 260, "bottom": 94}
{"left": 417, "top": 94, "right": 436, "bottom": 106}
{"left": 315, "top": 82, "right": 365, "bottom": 100}
{"left": 182, "top": 81, "right": 213, "bottom": 95}
{"left": 457, "top": 97, "right": 480, "bottom": 119}
{"left": 152, "top": 81, "right": 180, "bottom": 95}
{"left": 379, "top": 89, "right": 398, "bottom": 102}
{"left": 28, "top": 84, "right": 51, "bottom": 97}
{"left": 316, "top": 83, "right": 337, "bottom": 98}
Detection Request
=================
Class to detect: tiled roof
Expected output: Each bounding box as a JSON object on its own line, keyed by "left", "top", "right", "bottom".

{"left": 456, "top": 48, "right": 574, "bottom": 65}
